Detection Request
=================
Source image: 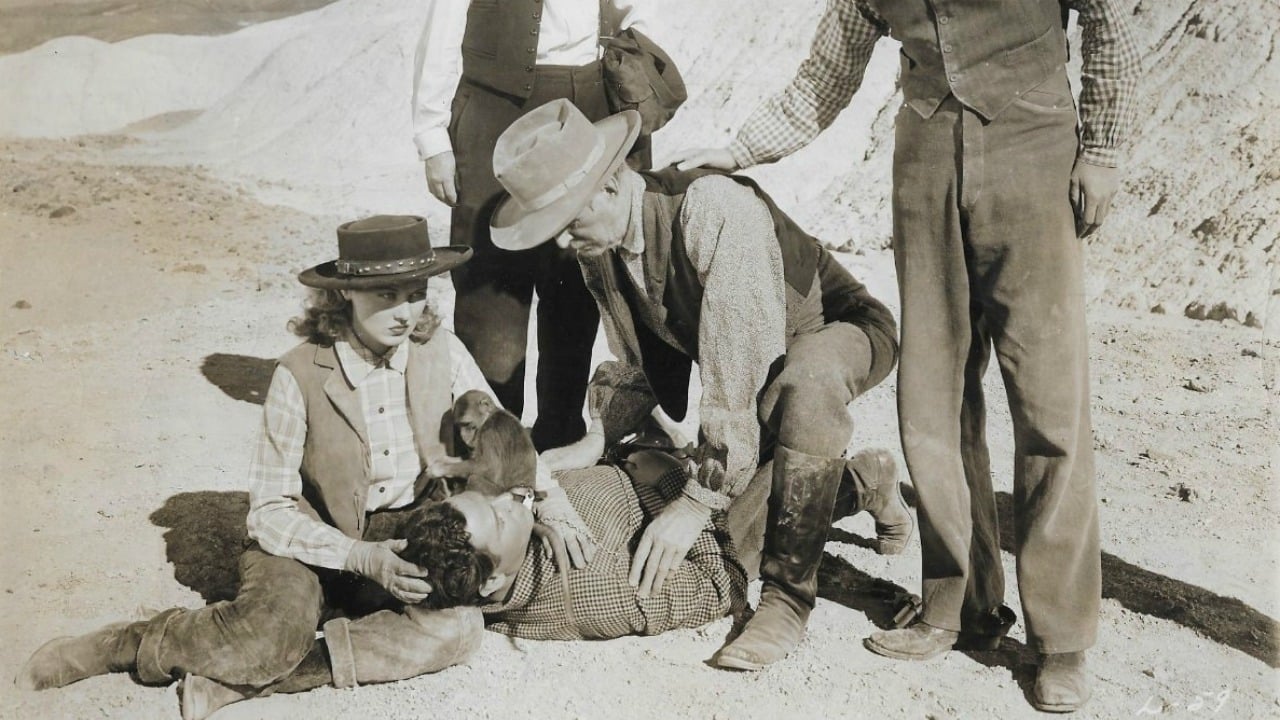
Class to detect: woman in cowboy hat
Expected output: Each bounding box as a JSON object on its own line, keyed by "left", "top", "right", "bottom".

{"left": 17, "top": 215, "right": 594, "bottom": 711}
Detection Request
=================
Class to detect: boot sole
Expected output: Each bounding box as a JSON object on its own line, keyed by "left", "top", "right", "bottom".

{"left": 863, "top": 632, "right": 1003, "bottom": 660}
{"left": 862, "top": 635, "right": 953, "bottom": 661}
{"left": 1030, "top": 700, "right": 1087, "bottom": 714}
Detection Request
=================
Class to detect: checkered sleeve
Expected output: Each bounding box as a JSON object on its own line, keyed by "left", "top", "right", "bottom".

{"left": 245, "top": 365, "right": 356, "bottom": 569}
{"left": 729, "top": 0, "right": 885, "bottom": 168}
{"left": 637, "top": 516, "right": 748, "bottom": 634}
{"left": 1064, "top": 0, "right": 1141, "bottom": 167}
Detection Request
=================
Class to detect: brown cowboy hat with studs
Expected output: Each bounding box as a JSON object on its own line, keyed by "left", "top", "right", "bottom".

{"left": 489, "top": 99, "right": 641, "bottom": 251}
{"left": 298, "top": 215, "right": 471, "bottom": 289}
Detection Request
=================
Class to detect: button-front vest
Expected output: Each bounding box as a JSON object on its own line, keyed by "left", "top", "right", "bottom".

{"left": 607, "top": 168, "right": 890, "bottom": 420}
{"left": 461, "top": 0, "right": 548, "bottom": 99}
{"left": 865, "top": 0, "right": 1069, "bottom": 120}
{"left": 276, "top": 331, "right": 456, "bottom": 539}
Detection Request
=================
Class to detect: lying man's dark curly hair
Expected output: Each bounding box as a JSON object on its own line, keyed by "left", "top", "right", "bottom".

{"left": 398, "top": 503, "right": 496, "bottom": 609}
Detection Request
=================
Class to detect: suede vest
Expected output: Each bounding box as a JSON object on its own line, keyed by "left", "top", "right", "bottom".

{"left": 461, "top": 0, "right": 550, "bottom": 99}
{"left": 614, "top": 168, "right": 879, "bottom": 419}
{"left": 276, "top": 332, "right": 455, "bottom": 539}
{"left": 865, "top": 0, "right": 1069, "bottom": 120}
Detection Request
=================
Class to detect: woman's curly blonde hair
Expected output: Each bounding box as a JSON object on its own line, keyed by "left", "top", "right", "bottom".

{"left": 288, "top": 288, "right": 441, "bottom": 346}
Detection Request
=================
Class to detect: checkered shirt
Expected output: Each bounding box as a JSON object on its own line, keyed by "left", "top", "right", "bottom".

{"left": 484, "top": 465, "right": 748, "bottom": 641}
{"left": 245, "top": 330, "right": 492, "bottom": 570}
{"left": 730, "top": 0, "right": 1140, "bottom": 169}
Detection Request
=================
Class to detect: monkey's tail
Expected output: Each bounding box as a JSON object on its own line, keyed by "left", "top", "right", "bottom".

{"left": 531, "top": 522, "right": 578, "bottom": 633}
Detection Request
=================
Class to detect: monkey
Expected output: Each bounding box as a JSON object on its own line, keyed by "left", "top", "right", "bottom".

{"left": 419, "top": 390, "right": 537, "bottom": 499}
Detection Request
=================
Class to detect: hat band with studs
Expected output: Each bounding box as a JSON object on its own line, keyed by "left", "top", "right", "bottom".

{"left": 335, "top": 250, "right": 438, "bottom": 276}
{"left": 514, "top": 137, "right": 605, "bottom": 213}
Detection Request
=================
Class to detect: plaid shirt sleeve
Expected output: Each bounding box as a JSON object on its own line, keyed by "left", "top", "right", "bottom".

{"left": 1063, "top": 0, "right": 1141, "bottom": 167}
{"left": 245, "top": 364, "right": 357, "bottom": 569}
{"left": 729, "top": 0, "right": 885, "bottom": 168}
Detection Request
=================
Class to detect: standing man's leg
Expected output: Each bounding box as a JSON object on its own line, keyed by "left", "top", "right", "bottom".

{"left": 966, "top": 73, "right": 1100, "bottom": 711}
{"left": 20, "top": 545, "right": 324, "bottom": 690}
{"left": 450, "top": 67, "right": 626, "bottom": 450}
{"left": 527, "top": 62, "right": 615, "bottom": 449}
{"left": 449, "top": 80, "right": 539, "bottom": 417}
{"left": 867, "top": 98, "right": 1008, "bottom": 658}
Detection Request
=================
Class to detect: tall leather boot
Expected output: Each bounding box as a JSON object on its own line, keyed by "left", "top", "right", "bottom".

{"left": 713, "top": 444, "right": 844, "bottom": 670}
{"left": 831, "top": 449, "right": 914, "bottom": 555}
{"left": 18, "top": 620, "right": 147, "bottom": 690}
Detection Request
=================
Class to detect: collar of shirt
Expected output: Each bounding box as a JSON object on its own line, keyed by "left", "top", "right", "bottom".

{"left": 336, "top": 331, "right": 409, "bottom": 387}
{"left": 480, "top": 545, "right": 541, "bottom": 615}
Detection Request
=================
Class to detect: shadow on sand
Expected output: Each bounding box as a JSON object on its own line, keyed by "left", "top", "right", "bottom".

{"left": 818, "top": 483, "right": 1279, "bottom": 671}
{"left": 200, "top": 353, "right": 275, "bottom": 406}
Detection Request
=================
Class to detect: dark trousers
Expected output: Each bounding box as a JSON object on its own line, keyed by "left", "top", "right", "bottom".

{"left": 132, "top": 510, "right": 427, "bottom": 686}
{"left": 893, "top": 74, "right": 1101, "bottom": 653}
{"left": 449, "top": 65, "right": 647, "bottom": 450}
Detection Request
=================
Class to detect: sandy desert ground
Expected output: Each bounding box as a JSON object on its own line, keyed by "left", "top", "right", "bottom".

{"left": 0, "top": 1, "right": 1276, "bottom": 718}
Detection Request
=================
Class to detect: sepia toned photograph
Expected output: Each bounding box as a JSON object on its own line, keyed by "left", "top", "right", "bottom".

{"left": 1, "top": 1, "right": 1275, "bottom": 718}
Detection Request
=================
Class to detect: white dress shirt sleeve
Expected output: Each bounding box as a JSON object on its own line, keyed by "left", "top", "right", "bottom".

{"left": 412, "top": 0, "right": 470, "bottom": 161}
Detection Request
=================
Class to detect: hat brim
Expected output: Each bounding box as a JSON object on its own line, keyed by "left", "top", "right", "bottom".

{"left": 297, "top": 246, "right": 473, "bottom": 289}
{"left": 490, "top": 110, "right": 643, "bottom": 252}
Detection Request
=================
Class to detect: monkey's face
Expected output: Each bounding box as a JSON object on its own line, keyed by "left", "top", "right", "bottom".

{"left": 458, "top": 421, "right": 480, "bottom": 451}
{"left": 454, "top": 390, "right": 497, "bottom": 452}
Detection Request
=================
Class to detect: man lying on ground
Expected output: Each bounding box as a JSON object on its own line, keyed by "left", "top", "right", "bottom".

{"left": 176, "top": 455, "right": 748, "bottom": 718}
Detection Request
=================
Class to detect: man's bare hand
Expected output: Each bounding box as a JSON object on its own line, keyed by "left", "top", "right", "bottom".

{"left": 1069, "top": 161, "right": 1121, "bottom": 237}
{"left": 670, "top": 147, "right": 738, "bottom": 172}
{"left": 628, "top": 495, "right": 710, "bottom": 598}
{"left": 344, "top": 539, "right": 433, "bottom": 605}
{"left": 425, "top": 151, "right": 459, "bottom": 207}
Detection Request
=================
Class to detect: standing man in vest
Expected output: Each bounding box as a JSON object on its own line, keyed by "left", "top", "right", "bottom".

{"left": 17, "top": 216, "right": 571, "bottom": 697}
{"left": 413, "top": 0, "right": 654, "bottom": 452}
{"left": 673, "top": 1, "right": 1140, "bottom": 711}
{"left": 488, "top": 99, "right": 908, "bottom": 673}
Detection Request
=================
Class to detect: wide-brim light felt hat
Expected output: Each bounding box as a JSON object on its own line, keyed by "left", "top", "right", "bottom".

{"left": 490, "top": 99, "right": 641, "bottom": 251}
{"left": 298, "top": 215, "right": 471, "bottom": 289}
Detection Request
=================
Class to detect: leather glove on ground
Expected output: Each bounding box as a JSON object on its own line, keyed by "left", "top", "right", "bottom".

{"left": 534, "top": 486, "right": 597, "bottom": 569}
{"left": 344, "top": 539, "right": 433, "bottom": 605}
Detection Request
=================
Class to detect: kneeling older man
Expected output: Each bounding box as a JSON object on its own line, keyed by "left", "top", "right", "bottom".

{"left": 487, "top": 99, "right": 906, "bottom": 671}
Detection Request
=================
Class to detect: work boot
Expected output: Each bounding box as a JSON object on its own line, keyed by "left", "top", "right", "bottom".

{"left": 865, "top": 605, "right": 1016, "bottom": 660}
{"left": 864, "top": 622, "right": 960, "bottom": 660}
{"left": 17, "top": 621, "right": 144, "bottom": 690}
{"left": 1032, "top": 651, "right": 1091, "bottom": 713}
{"left": 836, "top": 449, "right": 913, "bottom": 555}
{"left": 713, "top": 445, "right": 843, "bottom": 671}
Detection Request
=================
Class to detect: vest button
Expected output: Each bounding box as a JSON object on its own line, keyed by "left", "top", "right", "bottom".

{"left": 530, "top": 28, "right": 537, "bottom": 35}
{"left": 524, "top": 83, "right": 533, "bottom": 91}
{"left": 533, "top": 13, "right": 541, "bottom": 20}
{"left": 527, "top": 47, "right": 535, "bottom": 54}
{"left": 525, "top": 65, "right": 534, "bottom": 72}
{"left": 938, "top": 16, "right": 950, "bottom": 24}
{"left": 949, "top": 74, "right": 959, "bottom": 82}
{"left": 943, "top": 44, "right": 953, "bottom": 53}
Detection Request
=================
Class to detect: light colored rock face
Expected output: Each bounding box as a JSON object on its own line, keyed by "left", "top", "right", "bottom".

{"left": 0, "top": 0, "right": 1273, "bottom": 322}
